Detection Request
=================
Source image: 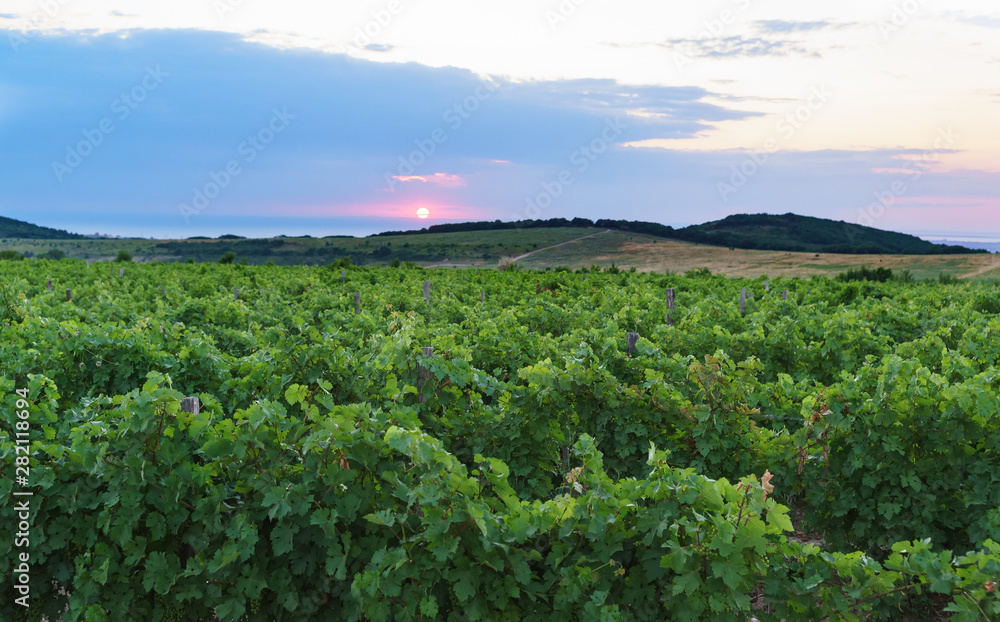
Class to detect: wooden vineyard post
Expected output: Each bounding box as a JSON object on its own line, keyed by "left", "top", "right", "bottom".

{"left": 181, "top": 397, "right": 200, "bottom": 415}
{"left": 119, "top": 267, "right": 125, "bottom": 278}
{"left": 161, "top": 285, "right": 166, "bottom": 296}
{"left": 47, "top": 279, "right": 52, "bottom": 291}
{"left": 783, "top": 290, "right": 789, "bottom": 301}
{"left": 665, "top": 288, "right": 676, "bottom": 326}
{"left": 341, "top": 270, "right": 346, "bottom": 283}
{"left": 234, "top": 287, "right": 239, "bottom": 300}
{"left": 481, "top": 291, "right": 486, "bottom": 303}
{"left": 626, "top": 332, "right": 639, "bottom": 355}
{"left": 354, "top": 292, "right": 361, "bottom": 314}
{"left": 764, "top": 280, "right": 770, "bottom": 293}
{"left": 740, "top": 288, "right": 746, "bottom": 315}
{"left": 66, "top": 289, "right": 71, "bottom": 302}
{"left": 418, "top": 347, "right": 434, "bottom": 403}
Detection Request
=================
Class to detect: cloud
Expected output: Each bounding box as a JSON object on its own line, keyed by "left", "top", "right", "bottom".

{"left": 664, "top": 36, "right": 821, "bottom": 59}
{"left": 389, "top": 173, "right": 465, "bottom": 188}
{"left": 364, "top": 43, "right": 394, "bottom": 52}
{"left": 0, "top": 27, "right": 994, "bottom": 239}
{"left": 754, "top": 20, "right": 833, "bottom": 33}
{"left": 0, "top": 27, "right": 759, "bottom": 234}
{"left": 945, "top": 12, "right": 1000, "bottom": 29}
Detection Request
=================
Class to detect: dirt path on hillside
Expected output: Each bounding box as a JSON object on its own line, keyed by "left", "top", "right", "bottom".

{"left": 960, "top": 256, "right": 1000, "bottom": 279}
{"left": 511, "top": 230, "right": 611, "bottom": 261}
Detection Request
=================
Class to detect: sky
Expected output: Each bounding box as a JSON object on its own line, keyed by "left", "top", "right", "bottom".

{"left": 1, "top": 1, "right": 999, "bottom": 239}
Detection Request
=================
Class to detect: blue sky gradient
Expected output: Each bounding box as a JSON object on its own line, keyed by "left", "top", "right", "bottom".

{"left": 2, "top": 11, "right": 998, "bottom": 239}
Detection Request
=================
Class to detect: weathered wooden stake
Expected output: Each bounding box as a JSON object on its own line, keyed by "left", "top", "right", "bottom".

{"left": 341, "top": 269, "right": 346, "bottom": 283}
{"left": 739, "top": 288, "right": 746, "bottom": 315}
{"left": 119, "top": 267, "right": 125, "bottom": 278}
{"left": 783, "top": 289, "right": 789, "bottom": 301}
{"left": 181, "top": 397, "right": 200, "bottom": 415}
{"left": 481, "top": 291, "right": 486, "bottom": 303}
{"left": 665, "top": 288, "right": 676, "bottom": 326}
{"left": 47, "top": 278, "right": 52, "bottom": 291}
{"left": 234, "top": 287, "right": 238, "bottom": 300}
{"left": 354, "top": 292, "right": 361, "bottom": 314}
{"left": 66, "top": 289, "right": 71, "bottom": 302}
{"left": 764, "top": 280, "right": 770, "bottom": 292}
{"left": 626, "top": 332, "right": 639, "bottom": 355}
{"left": 418, "top": 346, "right": 434, "bottom": 403}
{"left": 161, "top": 285, "right": 166, "bottom": 296}
{"left": 423, "top": 281, "right": 431, "bottom": 303}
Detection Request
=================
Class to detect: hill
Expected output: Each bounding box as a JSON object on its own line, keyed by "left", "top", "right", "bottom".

{"left": 667, "top": 213, "right": 982, "bottom": 255}
{"left": 378, "top": 213, "right": 984, "bottom": 255}
{"left": 0, "top": 215, "right": 87, "bottom": 239}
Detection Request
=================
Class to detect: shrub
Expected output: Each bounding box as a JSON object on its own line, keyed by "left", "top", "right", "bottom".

{"left": 218, "top": 252, "right": 236, "bottom": 264}
{"left": 836, "top": 267, "right": 892, "bottom": 282}
{"left": 115, "top": 250, "right": 132, "bottom": 263}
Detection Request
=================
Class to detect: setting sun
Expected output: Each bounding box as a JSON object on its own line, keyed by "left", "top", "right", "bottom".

{"left": 416, "top": 207, "right": 430, "bottom": 219}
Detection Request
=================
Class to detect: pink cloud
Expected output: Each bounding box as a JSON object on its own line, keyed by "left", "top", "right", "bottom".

{"left": 390, "top": 172, "right": 465, "bottom": 188}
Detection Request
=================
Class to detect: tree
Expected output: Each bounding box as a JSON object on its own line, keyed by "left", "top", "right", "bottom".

{"left": 218, "top": 252, "right": 236, "bottom": 264}
{"left": 115, "top": 250, "right": 132, "bottom": 262}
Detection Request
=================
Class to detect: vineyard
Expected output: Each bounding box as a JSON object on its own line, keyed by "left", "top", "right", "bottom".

{"left": 1, "top": 259, "right": 999, "bottom": 621}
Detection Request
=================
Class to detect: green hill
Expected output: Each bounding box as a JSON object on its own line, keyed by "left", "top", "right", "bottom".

{"left": 668, "top": 213, "right": 981, "bottom": 255}
{"left": 0, "top": 215, "right": 87, "bottom": 239}
{"left": 379, "top": 214, "right": 983, "bottom": 255}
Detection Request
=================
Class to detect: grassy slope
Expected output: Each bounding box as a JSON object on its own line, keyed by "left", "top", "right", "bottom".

{"left": 513, "top": 230, "right": 1000, "bottom": 280}
{"left": 2, "top": 228, "right": 997, "bottom": 279}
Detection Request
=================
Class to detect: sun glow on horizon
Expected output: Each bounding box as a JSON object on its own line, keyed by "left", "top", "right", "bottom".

{"left": 416, "top": 207, "right": 430, "bottom": 219}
